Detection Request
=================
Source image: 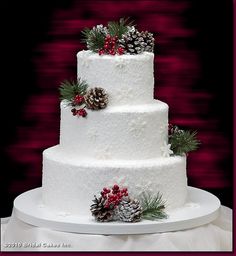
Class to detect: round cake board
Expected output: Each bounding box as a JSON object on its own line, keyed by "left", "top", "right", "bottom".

{"left": 13, "top": 186, "right": 220, "bottom": 235}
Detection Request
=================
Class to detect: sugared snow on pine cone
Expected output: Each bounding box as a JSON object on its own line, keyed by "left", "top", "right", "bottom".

{"left": 116, "top": 197, "right": 143, "bottom": 222}
{"left": 119, "top": 27, "right": 154, "bottom": 54}
{"left": 139, "top": 31, "right": 155, "bottom": 52}
{"left": 90, "top": 195, "right": 114, "bottom": 222}
{"left": 84, "top": 87, "right": 108, "bottom": 110}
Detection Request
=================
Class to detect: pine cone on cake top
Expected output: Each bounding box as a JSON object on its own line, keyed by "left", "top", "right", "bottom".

{"left": 139, "top": 31, "right": 155, "bottom": 52}
{"left": 90, "top": 195, "right": 114, "bottom": 222}
{"left": 116, "top": 197, "right": 143, "bottom": 222}
{"left": 119, "top": 27, "right": 154, "bottom": 54}
{"left": 84, "top": 87, "right": 108, "bottom": 110}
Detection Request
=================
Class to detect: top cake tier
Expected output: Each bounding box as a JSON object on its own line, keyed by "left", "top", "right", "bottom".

{"left": 77, "top": 50, "right": 154, "bottom": 107}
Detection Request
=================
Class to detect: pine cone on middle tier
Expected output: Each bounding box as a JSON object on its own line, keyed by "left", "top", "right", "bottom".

{"left": 116, "top": 197, "right": 143, "bottom": 222}
{"left": 84, "top": 87, "right": 108, "bottom": 110}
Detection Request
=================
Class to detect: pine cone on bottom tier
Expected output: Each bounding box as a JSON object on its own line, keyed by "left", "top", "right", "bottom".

{"left": 84, "top": 87, "right": 108, "bottom": 110}
{"left": 116, "top": 197, "right": 143, "bottom": 222}
{"left": 90, "top": 196, "right": 114, "bottom": 222}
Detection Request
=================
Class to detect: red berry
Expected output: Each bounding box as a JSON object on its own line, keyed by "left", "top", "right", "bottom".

{"left": 117, "top": 47, "right": 124, "bottom": 55}
{"left": 121, "top": 188, "right": 128, "bottom": 193}
{"left": 74, "top": 95, "right": 84, "bottom": 105}
{"left": 77, "top": 108, "right": 87, "bottom": 117}
{"left": 103, "top": 187, "right": 111, "bottom": 194}
{"left": 71, "top": 108, "right": 77, "bottom": 116}
{"left": 98, "top": 49, "right": 105, "bottom": 55}
{"left": 113, "top": 184, "right": 119, "bottom": 189}
{"left": 112, "top": 184, "right": 119, "bottom": 192}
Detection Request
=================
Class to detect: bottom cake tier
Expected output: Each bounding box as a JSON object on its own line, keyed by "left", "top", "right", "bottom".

{"left": 42, "top": 145, "right": 187, "bottom": 216}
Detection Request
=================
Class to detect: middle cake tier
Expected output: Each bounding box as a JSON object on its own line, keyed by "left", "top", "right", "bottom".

{"left": 60, "top": 99, "right": 169, "bottom": 160}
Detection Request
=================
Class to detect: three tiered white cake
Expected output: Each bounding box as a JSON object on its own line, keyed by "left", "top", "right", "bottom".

{"left": 42, "top": 50, "right": 187, "bottom": 217}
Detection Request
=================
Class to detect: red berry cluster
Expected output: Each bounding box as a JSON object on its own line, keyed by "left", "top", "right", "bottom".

{"left": 101, "top": 184, "right": 129, "bottom": 209}
{"left": 98, "top": 35, "right": 124, "bottom": 56}
{"left": 72, "top": 94, "right": 84, "bottom": 106}
{"left": 71, "top": 108, "right": 87, "bottom": 117}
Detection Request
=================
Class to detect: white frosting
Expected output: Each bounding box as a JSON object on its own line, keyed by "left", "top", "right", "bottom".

{"left": 42, "top": 146, "right": 187, "bottom": 215}
{"left": 41, "top": 50, "right": 189, "bottom": 216}
{"left": 77, "top": 50, "right": 154, "bottom": 107}
{"left": 60, "top": 100, "right": 168, "bottom": 160}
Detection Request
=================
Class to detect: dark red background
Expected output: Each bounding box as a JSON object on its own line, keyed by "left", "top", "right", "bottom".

{"left": 1, "top": 0, "right": 233, "bottom": 217}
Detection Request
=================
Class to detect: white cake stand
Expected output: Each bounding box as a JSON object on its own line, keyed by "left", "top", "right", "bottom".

{"left": 13, "top": 186, "right": 220, "bottom": 235}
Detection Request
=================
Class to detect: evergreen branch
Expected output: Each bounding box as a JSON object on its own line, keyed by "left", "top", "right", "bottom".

{"left": 108, "top": 17, "right": 134, "bottom": 38}
{"left": 81, "top": 27, "right": 106, "bottom": 52}
{"left": 59, "top": 79, "right": 88, "bottom": 101}
{"left": 140, "top": 192, "right": 168, "bottom": 221}
{"left": 169, "top": 130, "right": 200, "bottom": 155}
{"left": 81, "top": 27, "right": 92, "bottom": 43}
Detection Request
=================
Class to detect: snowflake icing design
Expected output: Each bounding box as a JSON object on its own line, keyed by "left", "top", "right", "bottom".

{"left": 160, "top": 141, "right": 173, "bottom": 157}
{"left": 80, "top": 58, "right": 90, "bottom": 68}
{"left": 129, "top": 117, "right": 147, "bottom": 138}
{"left": 135, "top": 181, "right": 154, "bottom": 196}
{"left": 87, "top": 129, "right": 99, "bottom": 141}
{"left": 115, "top": 58, "right": 127, "bottom": 69}
{"left": 107, "top": 176, "right": 128, "bottom": 188}
{"left": 57, "top": 211, "right": 71, "bottom": 217}
{"left": 116, "top": 87, "right": 133, "bottom": 103}
{"left": 160, "top": 123, "right": 168, "bottom": 136}
{"left": 95, "top": 145, "right": 112, "bottom": 160}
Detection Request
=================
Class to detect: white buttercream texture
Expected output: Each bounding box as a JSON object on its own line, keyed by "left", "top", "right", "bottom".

{"left": 77, "top": 51, "right": 154, "bottom": 106}
{"left": 42, "top": 146, "right": 187, "bottom": 215}
{"left": 42, "top": 50, "right": 189, "bottom": 216}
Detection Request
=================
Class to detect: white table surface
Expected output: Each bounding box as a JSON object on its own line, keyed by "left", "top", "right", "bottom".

{"left": 1, "top": 206, "right": 232, "bottom": 251}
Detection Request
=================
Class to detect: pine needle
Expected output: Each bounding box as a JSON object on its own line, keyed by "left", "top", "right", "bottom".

{"left": 169, "top": 130, "right": 200, "bottom": 155}
{"left": 81, "top": 27, "right": 106, "bottom": 52}
{"left": 108, "top": 17, "right": 134, "bottom": 38}
{"left": 59, "top": 79, "right": 88, "bottom": 101}
{"left": 140, "top": 192, "right": 168, "bottom": 220}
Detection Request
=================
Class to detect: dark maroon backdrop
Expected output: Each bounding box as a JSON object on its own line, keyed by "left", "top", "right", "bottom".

{"left": 1, "top": 0, "right": 233, "bottom": 217}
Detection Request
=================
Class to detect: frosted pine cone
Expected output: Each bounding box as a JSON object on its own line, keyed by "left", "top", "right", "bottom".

{"left": 116, "top": 197, "right": 143, "bottom": 222}
{"left": 119, "top": 28, "right": 143, "bottom": 54}
{"left": 139, "top": 31, "right": 154, "bottom": 52}
{"left": 90, "top": 196, "right": 114, "bottom": 222}
{"left": 119, "top": 28, "right": 154, "bottom": 54}
{"left": 84, "top": 87, "right": 108, "bottom": 110}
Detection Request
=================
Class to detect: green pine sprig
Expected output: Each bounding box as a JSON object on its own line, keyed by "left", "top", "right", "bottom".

{"left": 169, "top": 130, "right": 200, "bottom": 155}
{"left": 81, "top": 27, "right": 106, "bottom": 52}
{"left": 81, "top": 18, "right": 134, "bottom": 52}
{"left": 140, "top": 192, "right": 168, "bottom": 221}
{"left": 108, "top": 17, "right": 134, "bottom": 39}
{"left": 59, "top": 79, "right": 88, "bottom": 102}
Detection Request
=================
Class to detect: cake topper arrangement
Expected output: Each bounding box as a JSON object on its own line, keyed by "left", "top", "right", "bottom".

{"left": 90, "top": 184, "right": 168, "bottom": 223}
{"left": 81, "top": 18, "right": 154, "bottom": 55}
